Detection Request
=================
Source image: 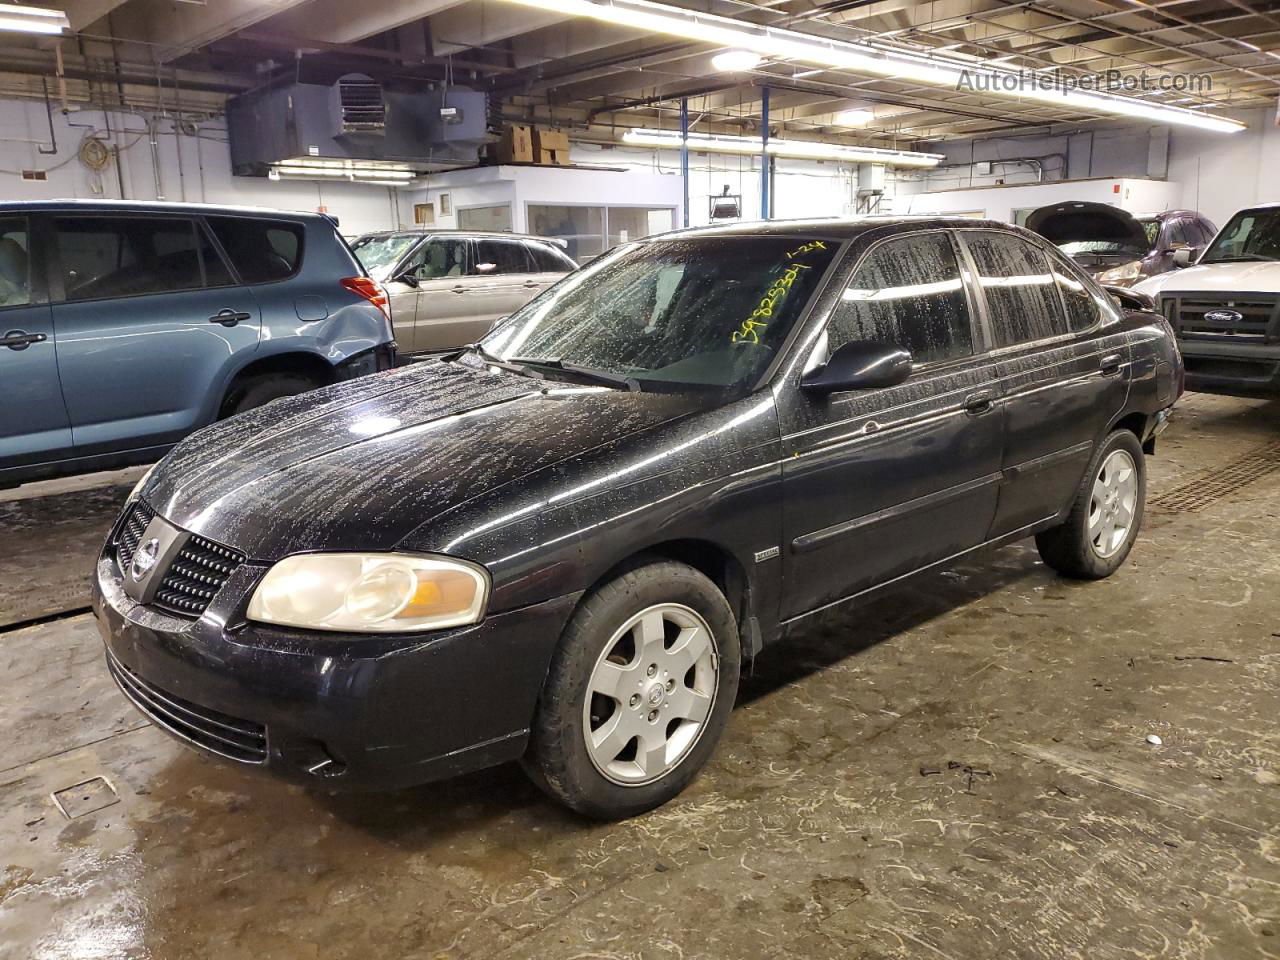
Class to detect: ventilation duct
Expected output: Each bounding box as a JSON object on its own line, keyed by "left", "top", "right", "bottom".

{"left": 332, "top": 74, "right": 386, "bottom": 136}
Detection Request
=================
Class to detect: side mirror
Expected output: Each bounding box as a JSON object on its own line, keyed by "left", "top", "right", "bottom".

{"left": 801, "top": 340, "right": 912, "bottom": 395}
{"left": 392, "top": 271, "right": 419, "bottom": 288}
{"left": 1173, "top": 247, "right": 1198, "bottom": 267}
{"left": 1102, "top": 285, "right": 1156, "bottom": 313}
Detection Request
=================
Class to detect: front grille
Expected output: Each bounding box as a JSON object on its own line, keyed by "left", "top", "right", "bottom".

{"left": 107, "top": 649, "right": 267, "bottom": 764}
{"left": 1162, "top": 294, "right": 1279, "bottom": 343}
{"left": 152, "top": 534, "right": 246, "bottom": 618}
{"left": 115, "top": 500, "right": 154, "bottom": 572}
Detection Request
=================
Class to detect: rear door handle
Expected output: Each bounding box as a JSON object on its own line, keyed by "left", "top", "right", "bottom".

{"left": 451, "top": 285, "right": 467, "bottom": 295}
{"left": 523, "top": 280, "right": 540, "bottom": 289}
{"left": 1100, "top": 353, "right": 1123, "bottom": 375}
{"left": 209, "top": 309, "right": 252, "bottom": 327}
{"left": 963, "top": 390, "right": 996, "bottom": 415}
{"left": 1, "top": 330, "right": 47, "bottom": 350}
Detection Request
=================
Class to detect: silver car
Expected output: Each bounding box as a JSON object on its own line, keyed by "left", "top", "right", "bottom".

{"left": 351, "top": 230, "right": 577, "bottom": 354}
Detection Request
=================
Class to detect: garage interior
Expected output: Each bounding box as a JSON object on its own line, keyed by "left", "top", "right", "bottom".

{"left": 2, "top": 0, "right": 1279, "bottom": 957}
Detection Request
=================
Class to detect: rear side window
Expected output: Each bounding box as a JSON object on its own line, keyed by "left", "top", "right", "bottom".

{"left": 207, "top": 217, "right": 304, "bottom": 284}
{"left": 828, "top": 232, "right": 974, "bottom": 365}
{"left": 473, "top": 238, "right": 532, "bottom": 276}
{"left": 1046, "top": 251, "right": 1101, "bottom": 332}
{"left": 962, "top": 232, "right": 1067, "bottom": 347}
{"left": 54, "top": 216, "right": 214, "bottom": 301}
{"left": 0, "top": 217, "right": 31, "bottom": 309}
{"left": 526, "top": 241, "right": 576, "bottom": 273}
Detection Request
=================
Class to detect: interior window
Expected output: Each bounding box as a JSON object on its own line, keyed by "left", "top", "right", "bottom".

{"left": 0, "top": 217, "right": 31, "bottom": 309}
{"left": 828, "top": 232, "right": 974, "bottom": 365}
{"left": 410, "top": 239, "right": 467, "bottom": 280}
{"left": 207, "top": 217, "right": 304, "bottom": 284}
{"left": 55, "top": 216, "right": 207, "bottom": 301}
{"left": 962, "top": 232, "right": 1068, "bottom": 347}
{"left": 526, "top": 241, "right": 576, "bottom": 273}
{"left": 474, "top": 239, "right": 532, "bottom": 276}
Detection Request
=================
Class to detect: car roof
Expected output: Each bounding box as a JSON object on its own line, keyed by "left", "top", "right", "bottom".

{"left": 1132, "top": 210, "right": 1207, "bottom": 221}
{"left": 0, "top": 198, "right": 329, "bottom": 221}
{"left": 355, "top": 229, "right": 562, "bottom": 242}
{"left": 644, "top": 215, "right": 1016, "bottom": 242}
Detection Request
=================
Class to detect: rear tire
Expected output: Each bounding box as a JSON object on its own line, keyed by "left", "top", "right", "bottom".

{"left": 1035, "top": 429, "right": 1146, "bottom": 579}
{"left": 523, "top": 560, "right": 740, "bottom": 819}
{"left": 220, "top": 372, "right": 318, "bottom": 418}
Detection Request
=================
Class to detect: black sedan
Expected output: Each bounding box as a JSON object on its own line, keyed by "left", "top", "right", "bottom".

{"left": 94, "top": 218, "right": 1182, "bottom": 819}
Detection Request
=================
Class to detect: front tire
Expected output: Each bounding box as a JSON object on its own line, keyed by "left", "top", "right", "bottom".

{"left": 523, "top": 560, "right": 741, "bottom": 819}
{"left": 1035, "top": 429, "right": 1146, "bottom": 579}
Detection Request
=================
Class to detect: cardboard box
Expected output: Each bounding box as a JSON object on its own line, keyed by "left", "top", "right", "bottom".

{"left": 534, "top": 128, "right": 571, "bottom": 165}
{"left": 494, "top": 124, "right": 534, "bottom": 164}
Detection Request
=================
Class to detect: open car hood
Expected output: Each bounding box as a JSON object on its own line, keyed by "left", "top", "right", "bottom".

{"left": 1025, "top": 202, "right": 1149, "bottom": 253}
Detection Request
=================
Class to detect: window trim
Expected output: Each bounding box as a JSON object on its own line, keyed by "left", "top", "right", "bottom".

{"left": 48, "top": 212, "right": 214, "bottom": 306}
{"left": 202, "top": 214, "right": 307, "bottom": 289}
{"left": 954, "top": 227, "right": 1109, "bottom": 358}
{"left": 819, "top": 227, "right": 988, "bottom": 376}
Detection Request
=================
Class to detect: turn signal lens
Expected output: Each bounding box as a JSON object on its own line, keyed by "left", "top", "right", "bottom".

{"left": 247, "top": 553, "right": 489, "bottom": 633}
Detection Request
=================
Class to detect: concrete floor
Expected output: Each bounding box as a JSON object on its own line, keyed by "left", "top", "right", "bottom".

{"left": 2, "top": 393, "right": 1278, "bottom": 960}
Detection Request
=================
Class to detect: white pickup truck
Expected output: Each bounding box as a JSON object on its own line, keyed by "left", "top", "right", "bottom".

{"left": 1133, "top": 203, "right": 1280, "bottom": 396}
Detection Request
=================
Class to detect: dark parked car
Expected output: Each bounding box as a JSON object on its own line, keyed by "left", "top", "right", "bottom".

{"left": 1027, "top": 202, "right": 1216, "bottom": 288}
{"left": 0, "top": 201, "right": 394, "bottom": 487}
{"left": 95, "top": 218, "right": 1182, "bottom": 819}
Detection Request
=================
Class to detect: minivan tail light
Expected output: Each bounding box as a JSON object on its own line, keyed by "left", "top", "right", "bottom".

{"left": 341, "top": 276, "right": 390, "bottom": 322}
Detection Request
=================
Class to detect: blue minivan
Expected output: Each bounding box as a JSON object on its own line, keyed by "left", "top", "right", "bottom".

{"left": 0, "top": 201, "right": 395, "bottom": 487}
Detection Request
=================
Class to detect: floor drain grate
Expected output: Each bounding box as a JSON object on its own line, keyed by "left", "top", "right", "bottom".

{"left": 1149, "top": 442, "right": 1280, "bottom": 514}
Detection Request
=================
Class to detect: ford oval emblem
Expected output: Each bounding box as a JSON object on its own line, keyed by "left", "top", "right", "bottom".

{"left": 1204, "top": 309, "right": 1243, "bottom": 324}
{"left": 131, "top": 538, "right": 160, "bottom": 582}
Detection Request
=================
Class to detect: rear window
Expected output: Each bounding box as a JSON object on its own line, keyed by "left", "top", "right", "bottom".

{"left": 207, "top": 217, "right": 305, "bottom": 284}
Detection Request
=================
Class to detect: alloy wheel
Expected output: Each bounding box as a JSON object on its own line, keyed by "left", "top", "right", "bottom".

{"left": 582, "top": 603, "right": 719, "bottom": 786}
{"left": 1089, "top": 449, "right": 1138, "bottom": 558}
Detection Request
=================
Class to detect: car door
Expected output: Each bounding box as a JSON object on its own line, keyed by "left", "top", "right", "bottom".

{"left": 49, "top": 214, "right": 262, "bottom": 456}
{"left": 779, "top": 229, "right": 1005, "bottom": 620}
{"left": 524, "top": 239, "right": 575, "bottom": 294}
{"left": 464, "top": 238, "right": 538, "bottom": 336}
{"left": 958, "top": 230, "right": 1130, "bottom": 538}
{"left": 401, "top": 236, "right": 474, "bottom": 353}
{"left": 0, "top": 213, "right": 74, "bottom": 472}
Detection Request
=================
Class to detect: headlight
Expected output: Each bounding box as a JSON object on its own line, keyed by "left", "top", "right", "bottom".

{"left": 1097, "top": 260, "right": 1142, "bottom": 284}
{"left": 129, "top": 464, "right": 157, "bottom": 501}
{"left": 246, "top": 553, "right": 489, "bottom": 633}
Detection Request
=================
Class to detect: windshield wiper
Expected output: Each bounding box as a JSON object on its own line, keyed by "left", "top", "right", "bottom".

{"left": 508, "top": 357, "right": 641, "bottom": 392}
{"left": 471, "top": 345, "right": 545, "bottom": 378}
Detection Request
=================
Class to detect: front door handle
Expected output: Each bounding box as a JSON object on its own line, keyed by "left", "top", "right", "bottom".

{"left": 1, "top": 329, "right": 47, "bottom": 351}
{"left": 451, "top": 285, "right": 467, "bottom": 295}
{"left": 1099, "top": 353, "right": 1123, "bottom": 375}
{"left": 963, "top": 390, "right": 996, "bottom": 415}
{"left": 523, "top": 280, "right": 540, "bottom": 289}
{"left": 209, "top": 309, "right": 252, "bottom": 327}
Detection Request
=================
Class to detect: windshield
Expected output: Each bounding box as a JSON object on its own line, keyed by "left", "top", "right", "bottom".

{"left": 1141, "top": 219, "right": 1159, "bottom": 246}
{"left": 351, "top": 234, "right": 420, "bottom": 279}
{"left": 1201, "top": 209, "right": 1280, "bottom": 264}
{"left": 472, "top": 235, "right": 839, "bottom": 392}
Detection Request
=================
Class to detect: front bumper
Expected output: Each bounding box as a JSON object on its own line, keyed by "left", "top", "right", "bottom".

{"left": 93, "top": 550, "right": 577, "bottom": 790}
{"left": 1179, "top": 341, "right": 1280, "bottom": 395}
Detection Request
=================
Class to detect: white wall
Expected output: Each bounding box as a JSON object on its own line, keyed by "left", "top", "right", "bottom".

{"left": 899, "top": 176, "right": 1181, "bottom": 223}
{"left": 0, "top": 98, "right": 401, "bottom": 237}
{"left": 1166, "top": 107, "right": 1280, "bottom": 227}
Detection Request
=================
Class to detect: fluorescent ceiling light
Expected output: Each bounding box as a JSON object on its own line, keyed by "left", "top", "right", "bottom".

{"left": 621, "top": 128, "right": 944, "bottom": 167}
{"left": 832, "top": 108, "right": 874, "bottom": 127}
{"left": 496, "top": 0, "right": 1246, "bottom": 134}
{"left": 0, "top": 3, "right": 69, "bottom": 35}
{"left": 711, "top": 49, "right": 762, "bottom": 72}
{"left": 269, "top": 158, "right": 417, "bottom": 184}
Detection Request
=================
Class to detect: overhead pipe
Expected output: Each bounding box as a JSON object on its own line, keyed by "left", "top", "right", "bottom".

{"left": 760, "top": 85, "right": 769, "bottom": 221}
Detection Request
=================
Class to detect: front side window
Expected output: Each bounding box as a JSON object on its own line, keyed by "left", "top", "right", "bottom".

{"left": 963, "top": 232, "right": 1068, "bottom": 348}
{"left": 55, "top": 216, "right": 208, "bottom": 301}
{"left": 828, "top": 232, "right": 974, "bottom": 366}
{"left": 473, "top": 239, "right": 532, "bottom": 276}
{"left": 0, "top": 217, "right": 31, "bottom": 309}
{"left": 409, "top": 239, "right": 467, "bottom": 280}
{"left": 475, "top": 236, "right": 838, "bottom": 391}
{"left": 1201, "top": 209, "right": 1280, "bottom": 264}
{"left": 207, "top": 217, "right": 304, "bottom": 284}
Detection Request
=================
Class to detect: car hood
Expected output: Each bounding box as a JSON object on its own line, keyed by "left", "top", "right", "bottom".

{"left": 1132, "top": 260, "right": 1280, "bottom": 298}
{"left": 144, "top": 360, "right": 711, "bottom": 560}
{"left": 1025, "top": 202, "right": 1149, "bottom": 259}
